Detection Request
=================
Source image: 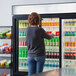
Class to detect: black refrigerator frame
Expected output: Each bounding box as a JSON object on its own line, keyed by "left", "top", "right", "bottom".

{"left": 12, "top": 13, "right": 76, "bottom": 76}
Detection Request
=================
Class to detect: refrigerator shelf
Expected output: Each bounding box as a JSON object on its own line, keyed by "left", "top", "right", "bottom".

{"left": 46, "top": 58, "right": 59, "bottom": 60}
{"left": 65, "top": 47, "right": 76, "bottom": 48}
{"left": 46, "top": 58, "right": 59, "bottom": 59}
{"left": 19, "top": 67, "right": 28, "bottom": 72}
{"left": 45, "top": 50, "right": 59, "bottom": 52}
{"left": 42, "top": 26, "right": 59, "bottom": 28}
{"left": 45, "top": 46, "right": 59, "bottom": 48}
{"left": 64, "top": 59, "right": 76, "bottom": 61}
{"left": 0, "top": 54, "right": 11, "bottom": 57}
{"left": 0, "top": 39, "right": 11, "bottom": 40}
{"left": 19, "top": 36, "right": 26, "bottom": 38}
{"left": 43, "top": 68, "right": 55, "bottom": 72}
{"left": 65, "top": 51, "right": 76, "bottom": 53}
{"left": 64, "top": 36, "right": 76, "bottom": 37}
{"left": 19, "top": 58, "right": 27, "bottom": 59}
{"left": 54, "top": 36, "right": 59, "bottom": 37}
{"left": 64, "top": 26, "right": 76, "bottom": 27}
{"left": 19, "top": 46, "right": 27, "bottom": 48}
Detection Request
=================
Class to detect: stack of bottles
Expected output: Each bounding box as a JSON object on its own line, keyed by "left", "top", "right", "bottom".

{"left": 46, "top": 31, "right": 59, "bottom": 36}
{"left": 64, "top": 68, "right": 76, "bottom": 75}
{"left": 65, "top": 41, "right": 76, "bottom": 47}
{"left": 45, "top": 52, "right": 59, "bottom": 59}
{"left": 64, "top": 19, "right": 76, "bottom": 26}
{"left": 64, "top": 53, "right": 76, "bottom": 59}
{"left": 42, "top": 18, "right": 59, "bottom": 26}
{"left": 0, "top": 72, "right": 9, "bottom": 76}
{"left": 19, "top": 31, "right": 26, "bottom": 36}
{"left": 0, "top": 43, "right": 12, "bottom": 54}
{"left": 19, "top": 59, "right": 28, "bottom": 68}
{"left": 0, "top": 59, "right": 11, "bottom": 68}
{"left": 65, "top": 48, "right": 76, "bottom": 51}
{"left": 44, "top": 59, "right": 59, "bottom": 71}
{"left": 44, "top": 37, "right": 59, "bottom": 46}
{"left": 64, "top": 31, "right": 76, "bottom": 36}
{"left": 19, "top": 41, "right": 26, "bottom": 46}
{"left": 0, "top": 30, "right": 11, "bottom": 39}
{"left": 64, "top": 60, "right": 76, "bottom": 67}
{"left": 45, "top": 47, "right": 59, "bottom": 52}
{"left": 19, "top": 48, "right": 28, "bottom": 58}
{"left": 19, "top": 20, "right": 29, "bottom": 28}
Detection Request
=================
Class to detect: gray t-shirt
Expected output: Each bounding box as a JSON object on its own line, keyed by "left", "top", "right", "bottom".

{"left": 26, "top": 26, "right": 54, "bottom": 57}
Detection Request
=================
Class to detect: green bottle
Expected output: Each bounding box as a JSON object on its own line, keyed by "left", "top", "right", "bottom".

{"left": 54, "top": 38, "right": 57, "bottom": 46}
{"left": 23, "top": 49, "right": 25, "bottom": 57}
{"left": 26, "top": 48, "right": 28, "bottom": 58}
{"left": 24, "top": 49, "right": 26, "bottom": 57}
{"left": 57, "top": 38, "right": 59, "bottom": 47}
{"left": 5, "top": 60, "right": 11, "bottom": 68}
{"left": 25, "top": 48, "right": 27, "bottom": 58}
{"left": 51, "top": 38, "right": 53, "bottom": 46}
{"left": 19, "top": 49, "right": 20, "bottom": 57}
{"left": 19, "top": 48, "right": 22, "bottom": 57}
{"left": 21, "top": 49, "right": 23, "bottom": 57}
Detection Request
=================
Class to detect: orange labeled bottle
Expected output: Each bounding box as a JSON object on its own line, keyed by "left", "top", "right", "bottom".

{"left": 53, "top": 21, "right": 55, "bottom": 26}
{"left": 51, "top": 21, "right": 53, "bottom": 26}
{"left": 56, "top": 21, "right": 59, "bottom": 26}
{"left": 47, "top": 21, "right": 49, "bottom": 26}
{"left": 73, "top": 42, "right": 75, "bottom": 47}
{"left": 65, "top": 41, "right": 68, "bottom": 47}
{"left": 44, "top": 21, "right": 46, "bottom": 26}
{"left": 71, "top": 41, "right": 73, "bottom": 47}
{"left": 42, "top": 22, "right": 43, "bottom": 26}
{"left": 50, "top": 21, "right": 52, "bottom": 26}
{"left": 75, "top": 42, "right": 76, "bottom": 47}
{"left": 54, "top": 21, "right": 57, "bottom": 26}
{"left": 68, "top": 41, "right": 70, "bottom": 47}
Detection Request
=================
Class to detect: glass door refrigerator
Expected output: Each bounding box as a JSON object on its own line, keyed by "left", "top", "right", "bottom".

{"left": 0, "top": 26, "right": 12, "bottom": 76}
{"left": 12, "top": 14, "right": 61, "bottom": 76}
{"left": 62, "top": 18, "right": 76, "bottom": 68}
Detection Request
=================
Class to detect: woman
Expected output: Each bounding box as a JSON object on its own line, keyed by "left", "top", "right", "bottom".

{"left": 26, "top": 12, "right": 55, "bottom": 76}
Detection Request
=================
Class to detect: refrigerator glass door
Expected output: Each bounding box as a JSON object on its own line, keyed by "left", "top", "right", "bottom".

{"left": 62, "top": 19, "right": 76, "bottom": 67}
{"left": 42, "top": 18, "right": 60, "bottom": 72}
{"left": 18, "top": 18, "right": 60, "bottom": 72}
{"left": 18, "top": 20, "right": 29, "bottom": 72}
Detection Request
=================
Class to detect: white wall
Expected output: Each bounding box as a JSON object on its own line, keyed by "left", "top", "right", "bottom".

{"left": 0, "top": 0, "right": 76, "bottom": 26}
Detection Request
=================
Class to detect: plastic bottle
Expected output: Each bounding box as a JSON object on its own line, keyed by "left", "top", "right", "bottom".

{"left": 20, "top": 49, "right": 22, "bottom": 57}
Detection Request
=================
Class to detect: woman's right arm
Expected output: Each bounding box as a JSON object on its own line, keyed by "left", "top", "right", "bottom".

{"left": 40, "top": 28, "right": 55, "bottom": 39}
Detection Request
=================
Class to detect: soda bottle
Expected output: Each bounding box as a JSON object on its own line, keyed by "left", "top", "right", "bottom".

{"left": 19, "top": 32, "right": 20, "bottom": 36}
{"left": 47, "top": 60, "right": 49, "bottom": 70}
{"left": 19, "top": 59, "right": 21, "bottom": 67}
{"left": 19, "top": 32, "right": 21, "bottom": 36}
{"left": 23, "top": 32, "right": 25, "bottom": 36}
{"left": 19, "top": 21, "right": 21, "bottom": 28}
{"left": 19, "top": 48, "right": 21, "bottom": 57}
{"left": 19, "top": 48, "right": 22, "bottom": 57}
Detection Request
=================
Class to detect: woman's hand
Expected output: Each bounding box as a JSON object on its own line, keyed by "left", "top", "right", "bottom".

{"left": 52, "top": 31, "right": 56, "bottom": 35}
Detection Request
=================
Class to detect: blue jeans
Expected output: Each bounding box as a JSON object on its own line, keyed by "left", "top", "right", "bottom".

{"left": 27, "top": 56, "right": 45, "bottom": 76}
